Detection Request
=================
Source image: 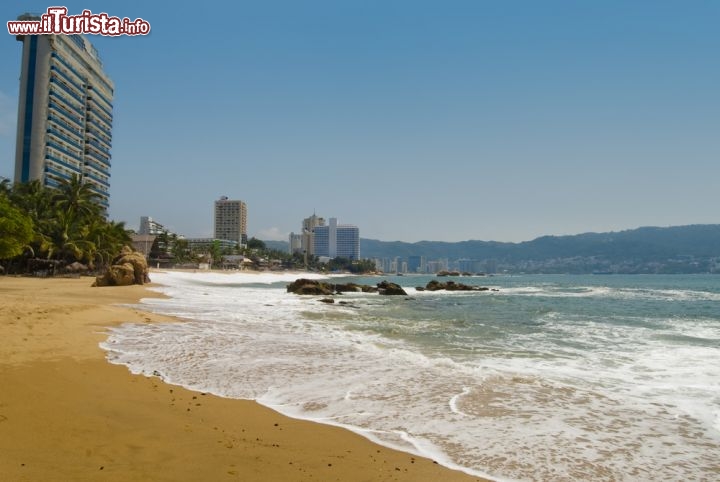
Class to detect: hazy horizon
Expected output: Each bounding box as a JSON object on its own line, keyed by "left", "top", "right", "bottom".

{"left": 1, "top": 1, "right": 718, "bottom": 243}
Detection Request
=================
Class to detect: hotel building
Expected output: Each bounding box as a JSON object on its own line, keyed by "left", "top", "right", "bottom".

{"left": 313, "top": 217, "right": 360, "bottom": 260}
{"left": 289, "top": 213, "right": 326, "bottom": 256}
{"left": 14, "top": 14, "right": 114, "bottom": 209}
{"left": 214, "top": 196, "right": 247, "bottom": 246}
{"left": 138, "top": 216, "right": 166, "bottom": 236}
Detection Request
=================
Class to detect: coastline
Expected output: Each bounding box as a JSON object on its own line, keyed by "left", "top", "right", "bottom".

{"left": 0, "top": 275, "right": 486, "bottom": 481}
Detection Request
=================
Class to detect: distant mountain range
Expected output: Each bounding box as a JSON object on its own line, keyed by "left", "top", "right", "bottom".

{"left": 264, "top": 224, "right": 720, "bottom": 274}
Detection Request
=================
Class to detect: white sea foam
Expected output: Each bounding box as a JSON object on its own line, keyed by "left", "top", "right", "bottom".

{"left": 499, "top": 284, "right": 720, "bottom": 302}
{"left": 101, "top": 271, "right": 720, "bottom": 482}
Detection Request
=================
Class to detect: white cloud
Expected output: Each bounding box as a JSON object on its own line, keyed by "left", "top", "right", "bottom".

{"left": 255, "top": 227, "right": 288, "bottom": 241}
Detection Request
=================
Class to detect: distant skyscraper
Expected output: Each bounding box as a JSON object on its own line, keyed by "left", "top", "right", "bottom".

{"left": 14, "top": 15, "right": 114, "bottom": 209}
{"left": 408, "top": 256, "right": 424, "bottom": 273}
{"left": 214, "top": 196, "right": 247, "bottom": 246}
{"left": 313, "top": 217, "right": 360, "bottom": 260}
{"left": 301, "top": 213, "right": 325, "bottom": 256}
{"left": 288, "top": 232, "right": 303, "bottom": 254}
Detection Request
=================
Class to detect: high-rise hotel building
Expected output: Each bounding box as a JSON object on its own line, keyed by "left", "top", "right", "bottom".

{"left": 214, "top": 197, "right": 248, "bottom": 246}
{"left": 313, "top": 217, "right": 360, "bottom": 260}
{"left": 14, "top": 14, "right": 114, "bottom": 209}
{"left": 289, "top": 213, "right": 326, "bottom": 256}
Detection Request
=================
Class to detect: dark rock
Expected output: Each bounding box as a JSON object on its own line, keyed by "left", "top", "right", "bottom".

{"left": 334, "top": 283, "right": 363, "bottom": 293}
{"left": 319, "top": 298, "right": 335, "bottom": 304}
{"left": 415, "top": 286, "right": 425, "bottom": 291}
{"left": 425, "top": 280, "right": 443, "bottom": 291}
{"left": 287, "top": 279, "right": 334, "bottom": 295}
{"left": 425, "top": 280, "right": 491, "bottom": 292}
{"left": 377, "top": 280, "right": 408, "bottom": 296}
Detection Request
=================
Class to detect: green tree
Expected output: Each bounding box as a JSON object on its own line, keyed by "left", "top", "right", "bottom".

{"left": 4, "top": 177, "right": 131, "bottom": 271}
{"left": 209, "top": 240, "right": 223, "bottom": 268}
{"left": 151, "top": 230, "right": 171, "bottom": 259}
{"left": 0, "top": 194, "right": 34, "bottom": 260}
{"left": 8, "top": 180, "right": 55, "bottom": 259}
{"left": 82, "top": 219, "right": 131, "bottom": 269}
{"left": 51, "top": 174, "right": 101, "bottom": 222}
{"left": 247, "top": 237, "right": 266, "bottom": 250}
{"left": 172, "top": 237, "right": 190, "bottom": 263}
{"left": 325, "top": 256, "right": 376, "bottom": 274}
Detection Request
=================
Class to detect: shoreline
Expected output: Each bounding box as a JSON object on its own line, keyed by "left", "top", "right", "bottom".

{"left": 0, "top": 275, "right": 487, "bottom": 481}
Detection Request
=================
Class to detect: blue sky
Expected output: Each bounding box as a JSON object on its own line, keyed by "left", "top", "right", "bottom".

{"left": 1, "top": 1, "right": 718, "bottom": 242}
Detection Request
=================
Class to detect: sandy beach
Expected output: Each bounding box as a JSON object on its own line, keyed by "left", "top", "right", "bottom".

{"left": 0, "top": 275, "right": 485, "bottom": 482}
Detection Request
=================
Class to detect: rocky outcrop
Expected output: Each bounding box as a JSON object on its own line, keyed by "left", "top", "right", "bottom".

{"left": 93, "top": 246, "right": 150, "bottom": 287}
{"left": 333, "top": 283, "right": 379, "bottom": 293}
{"left": 287, "top": 279, "right": 404, "bottom": 296}
{"left": 425, "top": 280, "right": 490, "bottom": 292}
{"left": 333, "top": 283, "right": 363, "bottom": 293}
{"left": 106, "top": 263, "right": 135, "bottom": 286}
{"left": 286, "top": 279, "right": 335, "bottom": 295}
{"left": 377, "top": 281, "right": 408, "bottom": 296}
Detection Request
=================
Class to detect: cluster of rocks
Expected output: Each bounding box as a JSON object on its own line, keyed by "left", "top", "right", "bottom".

{"left": 418, "top": 280, "right": 494, "bottom": 292}
{"left": 93, "top": 246, "right": 150, "bottom": 287}
{"left": 287, "top": 278, "right": 497, "bottom": 297}
{"left": 286, "top": 279, "right": 408, "bottom": 296}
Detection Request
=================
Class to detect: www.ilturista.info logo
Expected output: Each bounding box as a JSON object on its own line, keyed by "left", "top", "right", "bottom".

{"left": 7, "top": 7, "right": 150, "bottom": 36}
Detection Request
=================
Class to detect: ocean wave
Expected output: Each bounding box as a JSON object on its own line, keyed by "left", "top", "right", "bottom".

{"left": 101, "top": 271, "right": 720, "bottom": 481}
{"left": 498, "top": 285, "right": 720, "bottom": 301}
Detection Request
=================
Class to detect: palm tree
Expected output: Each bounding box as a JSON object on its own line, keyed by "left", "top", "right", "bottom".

{"left": 10, "top": 180, "right": 52, "bottom": 223}
{"left": 0, "top": 194, "right": 34, "bottom": 260}
{"left": 51, "top": 174, "right": 101, "bottom": 223}
{"left": 4, "top": 176, "right": 131, "bottom": 272}
{"left": 8, "top": 181, "right": 56, "bottom": 259}
{"left": 101, "top": 220, "right": 132, "bottom": 259}
{"left": 80, "top": 219, "right": 131, "bottom": 270}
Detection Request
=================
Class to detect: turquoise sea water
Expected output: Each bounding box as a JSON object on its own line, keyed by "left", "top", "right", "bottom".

{"left": 102, "top": 272, "right": 720, "bottom": 481}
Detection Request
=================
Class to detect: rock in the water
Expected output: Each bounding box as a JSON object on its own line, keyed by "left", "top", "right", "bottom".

{"left": 377, "top": 280, "right": 408, "bottom": 296}
{"left": 286, "top": 279, "right": 335, "bottom": 295}
{"left": 425, "top": 280, "right": 490, "bottom": 292}
{"left": 334, "top": 283, "right": 364, "bottom": 293}
{"left": 319, "top": 298, "right": 335, "bottom": 304}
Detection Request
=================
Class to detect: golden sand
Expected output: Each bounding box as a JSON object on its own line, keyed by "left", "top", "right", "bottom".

{"left": 0, "top": 276, "right": 486, "bottom": 481}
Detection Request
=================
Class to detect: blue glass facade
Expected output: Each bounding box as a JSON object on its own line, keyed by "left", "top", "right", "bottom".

{"left": 312, "top": 220, "right": 360, "bottom": 260}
